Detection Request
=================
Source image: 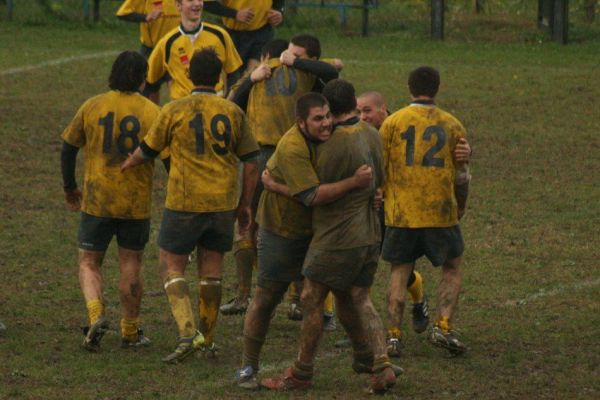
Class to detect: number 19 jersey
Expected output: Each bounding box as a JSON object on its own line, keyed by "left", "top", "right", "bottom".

{"left": 380, "top": 104, "right": 467, "bottom": 228}
{"left": 143, "top": 90, "right": 259, "bottom": 213}
{"left": 61, "top": 91, "right": 160, "bottom": 219}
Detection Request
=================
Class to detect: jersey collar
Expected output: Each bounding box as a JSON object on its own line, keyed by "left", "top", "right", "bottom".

{"left": 410, "top": 99, "right": 436, "bottom": 107}
{"left": 179, "top": 23, "right": 203, "bottom": 43}
{"left": 333, "top": 115, "right": 360, "bottom": 129}
{"left": 192, "top": 88, "right": 217, "bottom": 95}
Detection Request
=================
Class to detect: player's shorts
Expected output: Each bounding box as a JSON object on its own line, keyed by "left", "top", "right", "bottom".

{"left": 381, "top": 226, "right": 464, "bottom": 267}
{"left": 256, "top": 228, "right": 311, "bottom": 290}
{"left": 78, "top": 212, "right": 150, "bottom": 252}
{"left": 251, "top": 145, "right": 276, "bottom": 212}
{"left": 158, "top": 208, "right": 235, "bottom": 255}
{"left": 302, "top": 244, "right": 380, "bottom": 292}
{"left": 227, "top": 24, "right": 274, "bottom": 65}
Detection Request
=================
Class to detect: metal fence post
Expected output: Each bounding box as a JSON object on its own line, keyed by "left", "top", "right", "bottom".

{"left": 431, "top": 0, "right": 445, "bottom": 40}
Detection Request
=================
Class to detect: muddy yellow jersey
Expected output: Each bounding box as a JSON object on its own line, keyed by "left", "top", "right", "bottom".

{"left": 116, "top": 0, "right": 180, "bottom": 48}
{"left": 144, "top": 90, "right": 258, "bottom": 212}
{"left": 311, "top": 119, "right": 383, "bottom": 250}
{"left": 61, "top": 91, "right": 160, "bottom": 219}
{"left": 147, "top": 22, "right": 243, "bottom": 99}
{"left": 247, "top": 59, "right": 317, "bottom": 146}
{"left": 220, "top": 0, "right": 272, "bottom": 31}
{"left": 380, "top": 104, "right": 467, "bottom": 228}
{"left": 257, "top": 125, "right": 319, "bottom": 239}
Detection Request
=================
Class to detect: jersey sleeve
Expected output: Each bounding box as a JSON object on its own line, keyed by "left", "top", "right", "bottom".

{"left": 222, "top": 31, "right": 243, "bottom": 74}
{"left": 146, "top": 40, "right": 168, "bottom": 85}
{"left": 278, "top": 142, "right": 320, "bottom": 197}
{"left": 61, "top": 102, "right": 88, "bottom": 148}
{"left": 116, "top": 0, "right": 144, "bottom": 16}
{"left": 143, "top": 107, "right": 172, "bottom": 153}
{"left": 234, "top": 113, "right": 259, "bottom": 160}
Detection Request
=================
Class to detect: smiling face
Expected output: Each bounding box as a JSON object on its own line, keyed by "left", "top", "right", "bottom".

{"left": 298, "top": 104, "right": 333, "bottom": 142}
{"left": 356, "top": 93, "right": 388, "bottom": 130}
{"left": 176, "top": 0, "right": 203, "bottom": 25}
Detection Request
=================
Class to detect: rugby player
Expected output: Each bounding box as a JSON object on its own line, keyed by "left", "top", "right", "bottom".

{"left": 61, "top": 51, "right": 160, "bottom": 352}
{"left": 121, "top": 48, "right": 259, "bottom": 363}
{"left": 380, "top": 67, "right": 471, "bottom": 355}
{"left": 143, "top": 0, "right": 243, "bottom": 102}
{"left": 261, "top": 81, "right": 397, "bottom": 393}
{"left": 220, "top": 36, "right": 339, "bottom": 317}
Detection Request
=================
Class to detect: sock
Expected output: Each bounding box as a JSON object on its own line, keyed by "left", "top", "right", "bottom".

{"left": 288, "top": 281, "right": 299, "bottom": 302}
{"left": 292, "top": 360, "right": 313, "bottom": 381}
{"left": 234, "top": 246, "right": 255, "bottom": 299}
{"left": 353, "top": 347, "right": 374, "bottom": 367}
{"left": 387, "top": 326, "right": 402, "bottom": 340}
{"left": 86, "top": 299, "right": 104, "bottom": 326}
{"left": 198, "top": 278, "right": 222, "bottom": 344}
{"left": 242, "top": 334, "right": 265, "bottom": 371}
{"left": 436, "top": 316, "right": 450, "bottom": 333}
{"left": 372, "top": 354, "right": 392, "bottom": 373}
{"left": 164, "top": 272, "right": 196, "bottom": 338}
{"left": 407, "top": 271, "right": 424, "bottom": 303}
{"left": 323, "top": 291, "right": 334, "bottom": 317}
{"left": 120, "top": 317, "right": 139, "bottom": 340}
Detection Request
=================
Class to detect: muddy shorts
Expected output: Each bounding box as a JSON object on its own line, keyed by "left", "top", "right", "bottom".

{"left": 78, "top": 212, "right": 150, "bottom": 252}
{"left": 227, "top": 24, "right": 274, "bottom": 65}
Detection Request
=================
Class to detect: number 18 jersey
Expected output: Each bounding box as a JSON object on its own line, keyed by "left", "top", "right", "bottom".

{"left": 61, "top": 91, "right": 160, "bottom": 219}
{"left": 380, "top": 104, "right": 467, "bottom": 228}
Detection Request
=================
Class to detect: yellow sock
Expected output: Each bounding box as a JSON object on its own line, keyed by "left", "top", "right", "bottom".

{"left": 324, "top": 292, "right": 334, "bottom": 317}
{"left": 86, "top": 299, "right": 104, "bottom": 326}
{"left": 198, "top": 278, "right": 222, "bottom": 344}
{"left": 387, "top": 326, "right": 402, "bottom": 340}
{"left": 407, "top": 271, "right": 424, "bottom": 303}
{"left": 120, "top": 317, "right": 139, "bottom": 340}
{"left": 164, "top": 272, "right": 196, "bottom": 338}
{"left": 288, "top": 281, "right": 299, "bottom": 301}
{"left": 436, "top": 316, "right": 450, "bottom": 333}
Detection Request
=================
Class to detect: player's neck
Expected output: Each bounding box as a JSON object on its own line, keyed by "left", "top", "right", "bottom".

{"left": 180, "top": 19, "right": 201, "bottom": 34}
{"left": 332, "top": 112, "right": 358, "bottom": 124}
{"left": 411, "top": 96, "right": 435, "bottom": 105}
{"left": 192, "top": 85, "right": 216, "bottom": 94}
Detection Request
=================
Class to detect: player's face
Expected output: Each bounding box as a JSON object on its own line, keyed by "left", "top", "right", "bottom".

{"left": 357, "top": 96, "right": 387, "bottom": 130}
{"left": 288, "top": 43, "right": 309, "bottom": 59}
{"left": 299, "top": 105, "right": 332, "bottom": 142}
{"left": 177, "top": 0, "right": 203, "bottom": 24}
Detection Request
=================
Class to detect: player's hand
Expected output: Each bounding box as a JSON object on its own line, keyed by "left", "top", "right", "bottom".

{"left": 330, "top": 58, "right": 344, "bottom": 71}
{"left": 121, "top": 152, "right": 138, "bottom": 172}
{"left": 279, "top": 49, "right": 296, "bottom": 66}
{"left": 64, "top": 188, "right": 82, "bottom": 211}
{"left": 236, "top": 7, "right": 254, "bottom": 24}
{"left": 454, "top": 138, "right": 471, "bottom": 163}
{"left": 352, "top": 164, "right": 373, "bottom": 188}
{"left": 457, "top": 207, "right": 466, "bottom": 220}
{"left": 146, "top": 9, "right": 163, "bottom": 22}
{"left": 373, "top": 188, "right": 383, "bottom": 210}
{"left": 236, "top": 204, "right": 252, "bottom": 233}
{"left": 261, "top": 170, "right": 276, "bottom": 191}
{"left": 267, "top": 9, "right": 283, "bottom": 26}
{"left": 250, "top": 63, "right": 271, "bottom": 82}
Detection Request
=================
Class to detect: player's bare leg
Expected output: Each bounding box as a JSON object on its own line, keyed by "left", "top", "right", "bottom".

{"left": 332, "top": 291, "right": 372, "bottom": 368}
{"left": 221, "top": 223, "right": 256, "bottom": 316}
{"left": 118, "top": 248, "right": 149, "bottom": 347}
{"left": 430, "top": 256, "right": 466, "bottom": 355}
{"left": 79, "top": 250, "right": 109, "bottom": 351}
{"left": 196, "top": 247, "right": 224, "bottom": 355}
{"left": 386, "top": 262, "right": 414, "bottom": 356}
{"left": 161, "top": 248, "right": 203, "bottom": 363}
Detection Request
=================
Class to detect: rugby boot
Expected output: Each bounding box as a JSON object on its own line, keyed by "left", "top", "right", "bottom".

{"left": 162, "top": 331, "right": 205, "bottom": 363}
{"left": 429, "top": 326, "right": 467, "bottom": 355}
{"left": 236, "top": 366, "right": 259, "bottom": 390}
{"left": 386, "top": 337, "right": 403, "bottom": 358}
{"left": 82, "top": 316, "right": 110, "bottom": 352}
{"left": 412, "top": 296, "right": 430, "bottom": 333}
{"left": 261, "top": 367, "right": 312, "bottom": 391}
{"left": 121, "top": 329, "right": 152, "bottom": 349}
{"left": 287, "top": 300, "right": 303, "bottom": 321}
{"left": 220, "top": 296, "right": 251, "bottom": 315}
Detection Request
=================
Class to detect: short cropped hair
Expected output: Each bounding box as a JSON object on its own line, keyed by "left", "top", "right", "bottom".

{"left": 108, "top": 51, "right": 148, "bottom": 92}
{"left": 408, "top": 66, "right": 440, "bottom": 98}
{"left": 295, "top": 92, "right": 329, "bottom": 121}
{"left": 189, "top": 48, "right": 223, "bottom": 87}
{"left": 322, "top": 79, "right": 356, "bottom": 116}
{"left": 261, "top": 39, "right": 289, "bottom": 59}
{"left": 290, "top": 34, "right": 321, "bottom": 59}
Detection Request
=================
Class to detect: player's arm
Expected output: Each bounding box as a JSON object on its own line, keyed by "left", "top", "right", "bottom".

{"left": 292, "top": 58, "right": 338, "bottom": 84}
{"left": 454, "top": 163, "right": 471, "bottom": 220}
{"left": 116, "top": 1, "right": 160, "bottom": 22}
{"left": 237, "top": 158, "right": 259, "bottom": 232}
{"left": 60, "top": 141, "right": 82, "bottom": 211}
{"left": 121, "top": 141, "right": 159, "bottom": 171}
{"left": 230, "top": 63, "right": 272, "bottom": 109}
{"left": 143, "top": 41, "right": 168, "bottom": 100}
{"left": 454, "top": 138, "right": 472, "bottom": 163}
{"left": 203, "top": 1, "right": 254, "bottom": 24}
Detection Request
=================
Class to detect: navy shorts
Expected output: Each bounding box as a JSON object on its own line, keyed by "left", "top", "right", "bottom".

{"left": 302, "top": 244, "right": 380, "bottom": 292}
{"left": 158, "top": 209, "right": 235, "bottom": 255}
{"left": 78, "top": 212, "right": 150, "bottom": 252}
{"left": 227, "top": 24, "right": 274, "bottom": 65}
{"left": 256, "top": 228, "right": 311, "bottom": 290}
{"left": 381, "top": 226, "right": 464, "bottom": 267}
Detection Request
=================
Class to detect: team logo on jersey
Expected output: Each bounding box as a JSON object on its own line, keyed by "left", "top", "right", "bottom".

{"left": 180, "top": 54, "right": 189, "bottom": 65}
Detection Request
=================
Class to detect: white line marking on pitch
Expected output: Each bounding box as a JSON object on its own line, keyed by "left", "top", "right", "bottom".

{"left": 0, "top": 51, "right": 118, "bottom": 76}
{"left": 506, "top": 277, "right": 600, "bottom": 306}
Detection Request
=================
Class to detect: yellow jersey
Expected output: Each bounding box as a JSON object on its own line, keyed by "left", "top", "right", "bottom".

{"left": 256, "top": 125, "right": 319, "bottom": 239}
{"left": 380, "top": 103, "right": 467, "bottom": 228}
{"left": 220, "top": 0, "right": 272, "bottom": 31}
{"left": 246, "top": 58, "right": 318, "bottom": 146}
{"left": 61, "top": 91, "right": 160, "bottom": 219}
{"left": 116, "top": 0, "right": 180, "bottom": 48}
{"left": 147, "top": 22, "right": 243, "bottom": 99}
{"left": 311, "top": 119, "right": 383, "bottom": 250}
{"left": 143, "top": 89, "right": 259, "bottom": 212}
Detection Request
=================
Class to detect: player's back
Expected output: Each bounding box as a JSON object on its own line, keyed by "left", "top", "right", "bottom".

{"left": 61, "top": 91, "right": 160, "bottom": 219}
{"left": 380, "top": 104, "right": 466, "bottom": 228}
{"left": 310, "top": 119, "right": 383, "bottom": 250}
{"left": 247, "top": 59, "right": 317, "bottom": 146}
{"left": 148, "top": 92, "right": 257, "bottom": 213}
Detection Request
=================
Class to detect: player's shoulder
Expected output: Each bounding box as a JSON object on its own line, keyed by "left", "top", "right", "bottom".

{"left": 155, "top": 26, "right": 183, "bottom": 48}
{"left": 202, "top": 22, "right": 231, "bottom": 45}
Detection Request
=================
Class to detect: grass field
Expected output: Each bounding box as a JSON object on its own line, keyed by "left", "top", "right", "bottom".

{"left": 1, "top": 3, "right": 600, "bottom": 399}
